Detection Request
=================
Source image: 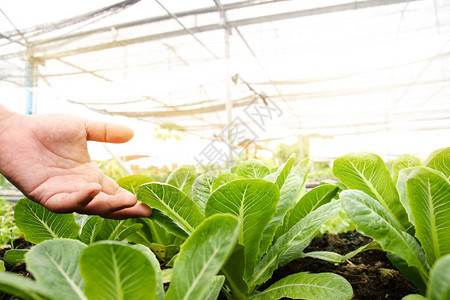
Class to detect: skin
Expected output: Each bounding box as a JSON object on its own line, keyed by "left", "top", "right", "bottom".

{"left": 0, "top": 105, "right": 151, "bottom": 219}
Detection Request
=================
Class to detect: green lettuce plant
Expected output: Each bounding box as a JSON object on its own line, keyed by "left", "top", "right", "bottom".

{"left": 3, "top": 196, "right": 145, "bottom": 265}
{"left": 13, "top": 194, "right": 150, "bottom": 247}
{"left": 333, "top": 147, "right": 450, "bottom": 298}
{"left": 8, "top": 172, "right": 189, "bottom": 264}
{"left": 401, "top": 254, "right": 450, "bottom": 300}
{"left": 117, "top": 173, "right": 190, "bottom": 262}
{"left": 137, "top": 157, "right": 353, "bottom": 300}
{"left": 0, "top": 213, "right": 240, "bottom": 300}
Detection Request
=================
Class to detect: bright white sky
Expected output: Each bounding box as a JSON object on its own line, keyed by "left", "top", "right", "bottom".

{"left": 1, "top": 0, "right": 449, "bottom": 166}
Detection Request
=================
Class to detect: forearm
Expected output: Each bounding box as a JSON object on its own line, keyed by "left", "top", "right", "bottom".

{"left": 0, "top": 105, "right": 20, "bottom": 133}
{"left": 0, "top": 103, "right": 13, "bottom": 117}
{"left": 0, "top": 105, "right": 23, "bottom": 174}
{"left": 0, "top": 105, "right": 10, "bottom": 177}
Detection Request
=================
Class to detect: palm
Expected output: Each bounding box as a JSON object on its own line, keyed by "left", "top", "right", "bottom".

{"left": 0, "top": 113, "right": 150, "bottom": 219}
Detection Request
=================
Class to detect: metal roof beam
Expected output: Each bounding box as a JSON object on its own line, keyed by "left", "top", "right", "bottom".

{"left": 1, "top": 0, "right": 420, "bottom": 60}
{"left": 1, "top": 0, "right": 142, "bottom": 40}
{"left": 28, "top": 0, "right": 289, "bottom": 47}
{"left": 154, "top": 0, "right": 220, "bottom": 60}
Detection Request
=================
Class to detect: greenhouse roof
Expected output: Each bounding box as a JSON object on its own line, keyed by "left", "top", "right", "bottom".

{"left": 1, "top": 0, "right": 449, "bottom": 158}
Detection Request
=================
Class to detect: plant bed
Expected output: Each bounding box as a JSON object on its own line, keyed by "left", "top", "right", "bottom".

{"left": 261, "top": 231, "right": 418, "bottom": 300}
{"left": 1, "top": 233, "right": 419, "bottom": 300}
{"left": 0, "top": 148, "right": 448, "bottom": 300}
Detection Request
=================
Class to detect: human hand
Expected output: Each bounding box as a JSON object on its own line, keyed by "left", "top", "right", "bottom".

{"left": 0, "top": 109, "right": 151, "bottom": 219}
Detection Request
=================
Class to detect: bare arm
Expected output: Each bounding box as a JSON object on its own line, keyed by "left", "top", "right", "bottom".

{"left": 0, "top": 105, "right": 151, "bottom": 219}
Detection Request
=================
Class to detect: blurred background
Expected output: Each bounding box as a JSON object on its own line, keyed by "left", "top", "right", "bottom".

{"left": 1, "top": 0, "right": 449, "bottom": 184}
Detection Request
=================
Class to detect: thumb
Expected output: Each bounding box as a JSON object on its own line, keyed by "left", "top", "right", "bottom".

{"left": 83, "top": 119, "right": 134, "bottom": 143}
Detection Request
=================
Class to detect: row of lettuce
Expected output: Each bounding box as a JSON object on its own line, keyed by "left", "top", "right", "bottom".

{"left": 0, "top": 147, "right": 449, "bottom": 300}
{"left": 0, "top": 198, "right": 21, "bottom": 248}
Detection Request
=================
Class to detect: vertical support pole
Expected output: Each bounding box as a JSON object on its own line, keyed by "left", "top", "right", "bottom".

{"left": 24, "top": 59, "right": 34, "bottom": 115}
{"left": 433, "top": 0, "right": 440, "bottom": 34}
{"left": 223, "top": 12, "right": 233, "bottom": 169}
{"left": 32, "top": 62, "right": 38, "bottom": 114}
{"left": 24, "top": 57, "right": 38, "bottom": 115}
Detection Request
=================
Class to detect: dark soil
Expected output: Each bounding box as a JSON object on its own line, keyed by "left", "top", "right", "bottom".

{"left": 0, "top": 238, "right": 34, "bottom": 300}
{"left": 0, "top": 238, "right": 33, "bottom": 277}
{"left": 263, "top": 231, "right": 418, "bottom": 299}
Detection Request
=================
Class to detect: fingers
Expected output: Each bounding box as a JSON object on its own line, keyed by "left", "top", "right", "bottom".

{"left": 83, "top": 119, "right": 134, "bottom": 143}
{"left": 80, "top": 194, "right": 151, "bottom": 219}
{"left": 42, "top": 182, "right": 102, "bottom": 213}
{"left": 81, "top": 189, "right": 138, "bottom": 214}
{"left": 100, "top": 203, "right": 152, "bottom": 220}
{"left": 43, "top": 184, "right": 151, "bottom": 219}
